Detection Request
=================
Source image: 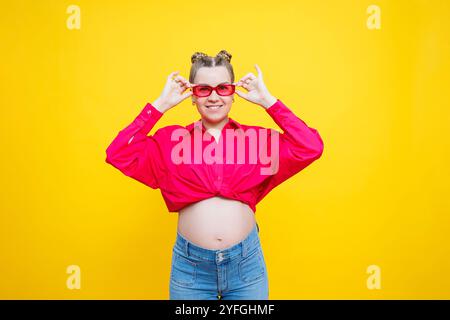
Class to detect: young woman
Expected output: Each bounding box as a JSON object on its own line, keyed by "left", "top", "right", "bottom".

{"left": 105, "top": 50, "right": 324, "bottom": 300}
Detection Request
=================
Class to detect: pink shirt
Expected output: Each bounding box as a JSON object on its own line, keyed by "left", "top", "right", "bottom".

{"left": 105, "top": 99, "right": 324, "bottom": 213}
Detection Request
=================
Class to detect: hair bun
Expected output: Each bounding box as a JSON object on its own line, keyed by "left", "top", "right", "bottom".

{"left": 191, "top": 52, "right": 208, "bottom": 64}
{"left": 216, "top": 50, "right": 232, "bottom": 63}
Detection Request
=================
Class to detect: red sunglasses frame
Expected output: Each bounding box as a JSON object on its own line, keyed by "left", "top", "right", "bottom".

{"left": 190, "top": 83, "right": 236, "bottom": 97}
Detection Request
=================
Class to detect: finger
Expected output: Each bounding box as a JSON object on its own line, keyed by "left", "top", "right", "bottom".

{"left": 255, "top": 64, "right": 263, "bottom": 78}
{"left": 182, "top": 82, "right": 191, "bottom": 91}
{"left": 181, "top": 78, "right": 190, "bottom": 87}
{"left": 181, "top": 80, "right": 191, "bottom": 89}
{"left": 241, "top": 82, "right": 251, "bottom": 91}
{"left": 238, "top": 78, "right": 250, "bottom": 87}
{"left": 168, "top": 71, "right": 179, "bottom": 80}
{"left": 234, "top": 89, "right": 248, "bottom": 100}
{"left": 239, "top": 74, "right": 253, "bottom": 82}
{"left": 174, "top": 75, "right": 187, "bottom": 86}
{"left": 240, "top": 74, "right": 257, "bottom": 85}
{"left": 183, "top": 82, "right": 192, "bottom": 91}
{"left": 235, "top": 77, "right": 253, "bottom": 87}
{"left": 180, "top": 78, "right": 189, "bottom": 87}
{"left": 181, "top": 90, "right": 193, "bottom": 100}
{"left": 175, "top": 75, "right": 189, "bottom": 84}
{"left": 238, "top": 73, "right": 253, "bottom": 83}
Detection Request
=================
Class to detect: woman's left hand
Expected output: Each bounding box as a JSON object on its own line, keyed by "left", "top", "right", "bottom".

{"left": 234, "top": 64, "right": 277, "bottom": 109}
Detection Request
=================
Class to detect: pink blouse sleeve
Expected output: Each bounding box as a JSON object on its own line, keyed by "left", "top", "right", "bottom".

{"left": 105, "top": 102, "right": 166, "bottom": 189}
{"left": 256, "top": 99, "right": 324, "bottom": 202}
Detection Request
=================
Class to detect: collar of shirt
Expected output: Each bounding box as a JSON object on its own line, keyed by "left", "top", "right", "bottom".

{"left": 185, "top": 117, "right": 242, "bottom": 135}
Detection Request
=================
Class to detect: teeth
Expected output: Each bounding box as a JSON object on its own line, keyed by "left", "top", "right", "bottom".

{"left": 206, "top": 105, "right": 222, "bottom": 109}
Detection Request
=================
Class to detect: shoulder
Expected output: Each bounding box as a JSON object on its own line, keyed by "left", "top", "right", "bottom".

{"left": 152, "top": 124, "right": 192, "bottom": 140}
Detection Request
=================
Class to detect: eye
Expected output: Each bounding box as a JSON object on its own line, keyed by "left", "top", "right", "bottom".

{"left": 199, "top": 86, "right": 210, "bottom": 92}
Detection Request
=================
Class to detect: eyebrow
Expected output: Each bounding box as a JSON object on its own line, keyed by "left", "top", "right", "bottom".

{"left": 196, "top": 81, "right": 230, "bottom": 86}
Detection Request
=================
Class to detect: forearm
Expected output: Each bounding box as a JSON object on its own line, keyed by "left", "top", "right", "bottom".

{"left": 105, "top": 102, "right": 163, "bottom": 164}
{"left": 265, "top": 99, "right": 324, "bottom": 154}
{"left": 105, "top": 102, "right": 165, "bottom": 189}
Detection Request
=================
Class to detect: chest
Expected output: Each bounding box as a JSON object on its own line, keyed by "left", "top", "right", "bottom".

{"left": 206, "top": 128, "right": 221, "bottom": 144}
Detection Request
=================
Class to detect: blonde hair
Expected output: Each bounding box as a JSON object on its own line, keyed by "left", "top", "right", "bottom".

{"left": 189, "top": 50, "right": 235, "bottom": 84}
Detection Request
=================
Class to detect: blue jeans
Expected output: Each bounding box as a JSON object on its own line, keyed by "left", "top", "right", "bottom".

{"left": 169, "top": 222, "right": 269, "bottom": 300}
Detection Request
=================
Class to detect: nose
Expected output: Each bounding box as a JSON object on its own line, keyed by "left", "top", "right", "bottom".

{"left": 207, "top": 89, "right": 221, "bottom": 101}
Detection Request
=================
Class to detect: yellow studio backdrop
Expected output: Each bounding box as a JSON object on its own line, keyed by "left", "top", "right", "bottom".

{"left": 0, "top": 0, "right": 449, "bottom": 299}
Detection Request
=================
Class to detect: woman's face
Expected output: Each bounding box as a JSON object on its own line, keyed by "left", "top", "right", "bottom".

{"left": 191, "top": 66, "right": 234, "bottom": 125}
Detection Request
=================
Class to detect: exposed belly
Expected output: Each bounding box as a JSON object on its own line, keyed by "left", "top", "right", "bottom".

{"left": 177, "top": 196, "right": 256, "bottom": 250}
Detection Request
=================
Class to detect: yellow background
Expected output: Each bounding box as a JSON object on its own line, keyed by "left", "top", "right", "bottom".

{"left": 1, "top": 0, "right": 449, "bottom": 299}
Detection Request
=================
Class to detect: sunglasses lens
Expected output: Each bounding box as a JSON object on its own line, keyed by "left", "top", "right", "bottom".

{"left": 192, "top": 84, "right": 235, "bottom": 97}
{"left": 193, "top": 86, "right": 212, "bottom": 97}
{"left": 217, "top": 84, "right": 235, "bottom": 96}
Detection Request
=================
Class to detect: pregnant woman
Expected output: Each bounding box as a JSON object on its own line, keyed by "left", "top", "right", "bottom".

{"left": 105, "top": 50, "right": 324, "bottom": 300}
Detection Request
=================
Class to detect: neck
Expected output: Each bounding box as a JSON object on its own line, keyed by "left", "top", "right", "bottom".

{"left": 202, "top": 117, "right": 229, "bottom": 132}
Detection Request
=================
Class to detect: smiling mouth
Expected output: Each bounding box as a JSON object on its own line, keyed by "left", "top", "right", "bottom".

{"left": 206, "top": 105, "right": 223, "bottom": 109}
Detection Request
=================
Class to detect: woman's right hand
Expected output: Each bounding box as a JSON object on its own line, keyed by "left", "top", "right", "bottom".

{"left": 152, "top": 71, "right": 193, "bottom": 113}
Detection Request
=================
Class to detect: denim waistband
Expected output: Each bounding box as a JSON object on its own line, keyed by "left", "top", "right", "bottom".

{"left": 174, "top": 222, "right": 260, "bottom": 264}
